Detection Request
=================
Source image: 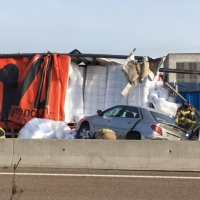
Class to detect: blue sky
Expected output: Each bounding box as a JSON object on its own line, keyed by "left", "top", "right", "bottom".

{"left": 1, "top": 0, "right": 200, "bottom": 58}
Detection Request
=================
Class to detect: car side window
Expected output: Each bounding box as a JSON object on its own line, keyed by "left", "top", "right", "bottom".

{"left": 120, "top": 106, "right": 139, "bottom": 118}
{"left": 103, "top": 106, "right": 124, "bottom": 117}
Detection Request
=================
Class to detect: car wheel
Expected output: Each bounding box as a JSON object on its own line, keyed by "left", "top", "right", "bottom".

{"left": 125, "top": 131, "right": 141, "bottom": 140}
{"left": 78, "top": 124, "right": 91, "bottom": 139}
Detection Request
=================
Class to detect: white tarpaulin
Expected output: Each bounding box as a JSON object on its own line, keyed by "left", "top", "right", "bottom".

{"left": 18, "top": 118, "right": 77, "bottom": 139}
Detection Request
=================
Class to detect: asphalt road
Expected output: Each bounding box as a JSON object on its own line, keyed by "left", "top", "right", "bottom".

{"left": 1, "top": 168, "right": 200, "bottom": 200}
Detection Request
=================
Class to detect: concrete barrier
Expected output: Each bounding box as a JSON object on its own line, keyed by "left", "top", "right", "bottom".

{"left": 0, "top": 139, "right": 13, "bottom": 167}
{"left": 11, "top": 139, "right": 200, "bottom": 171}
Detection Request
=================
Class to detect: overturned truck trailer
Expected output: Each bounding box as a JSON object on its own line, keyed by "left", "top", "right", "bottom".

{"left": 0, "top": 50, "right": 198, "bottom": 136}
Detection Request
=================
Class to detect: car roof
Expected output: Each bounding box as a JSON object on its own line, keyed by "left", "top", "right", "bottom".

{"left": 117, "top": 105, "right": 170, "bottom": 116}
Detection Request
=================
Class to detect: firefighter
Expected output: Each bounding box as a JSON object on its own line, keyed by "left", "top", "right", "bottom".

{"left": 0, "top": 127, "right": 5, "bottom": 138}
{"left": 94, "top": 129, "right": 116, "bottom": 140}
{"left": 174, "top": 101, "right": 196, "bottom": 130}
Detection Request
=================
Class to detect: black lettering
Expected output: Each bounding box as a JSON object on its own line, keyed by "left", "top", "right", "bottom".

{"left": 18, "top": 108, "right": 23, "bottom": 115}
{"left": 9, "top": 107, "right": 15, "bottom": 116}
{"left": 24, "top": 109, "right": 30, "bottom": 117}
{"left": 31, "top": 110, "right": 36, "bottom": 117}
{"left": 38, "top": 107, "right": 49, "bottom": 118}
{"left": 10, "top": 107, "right": 49, "bottom": 119}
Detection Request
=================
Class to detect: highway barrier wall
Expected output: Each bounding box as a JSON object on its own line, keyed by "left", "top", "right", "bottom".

{"left": 0, "top": 139, "right": 13, "bottom": 167}
{"left": 1, "top": 139, "right": 200, "bottom": 171}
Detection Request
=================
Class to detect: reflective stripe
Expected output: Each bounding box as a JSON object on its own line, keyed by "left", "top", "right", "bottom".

{"left": 0, "top": 127, "right": 5, "bottom": 137}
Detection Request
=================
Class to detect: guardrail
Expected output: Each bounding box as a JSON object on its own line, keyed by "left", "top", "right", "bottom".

{"left": 1, "top": 139, "right": 200, "bottom": 171}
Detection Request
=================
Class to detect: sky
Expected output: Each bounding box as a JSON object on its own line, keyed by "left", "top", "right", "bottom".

{"left": 1, "top": 0, "right": 200, "bottom": 58}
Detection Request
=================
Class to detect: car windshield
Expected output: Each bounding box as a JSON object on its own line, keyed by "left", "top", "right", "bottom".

{"left": 150, "top": 111, "right": 174, "bottom": 124}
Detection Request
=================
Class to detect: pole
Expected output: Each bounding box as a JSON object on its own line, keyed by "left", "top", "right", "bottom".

{"left": 164, "top": 82, "right": 200, "bottom": 116}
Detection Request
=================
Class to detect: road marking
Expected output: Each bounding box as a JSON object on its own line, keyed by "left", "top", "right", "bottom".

{"left": 0, "top": 172, "right": 200, "bottom": 179}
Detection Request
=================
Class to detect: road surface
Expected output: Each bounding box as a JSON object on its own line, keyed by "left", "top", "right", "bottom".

{"left": 1, "top": 167, "right": 200, "bottom": 200}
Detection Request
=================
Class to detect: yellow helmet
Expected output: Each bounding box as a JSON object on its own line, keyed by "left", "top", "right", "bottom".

{"left": 0, "top": 127, "right": 5, "bottom": 139}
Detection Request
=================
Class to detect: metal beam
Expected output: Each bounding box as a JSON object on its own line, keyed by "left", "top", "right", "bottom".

{"left": 0, "top": 52, "right": 199, "bottom": 75}
{"left": 160, "top": 68, "right": 200, "bottom": 75}
{"left": 0, "top": 53, "right": 144, "bottom": 60}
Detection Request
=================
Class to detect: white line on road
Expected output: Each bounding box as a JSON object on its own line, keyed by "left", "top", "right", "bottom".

{"left": 0, "top": 172, "right": 200, "bottom": 180}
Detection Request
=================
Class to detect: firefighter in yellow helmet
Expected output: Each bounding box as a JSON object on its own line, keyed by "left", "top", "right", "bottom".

{"left": 94, "top": 129, "right": 116, "bottom": 140}
{"left": 174, "top": 101, "right": 196, "bottom": 130}
{"left": 0, "top": 127, "right": 5, "bottom": 138}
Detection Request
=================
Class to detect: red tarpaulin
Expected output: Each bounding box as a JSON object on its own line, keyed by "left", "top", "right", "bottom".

{"left": 0, "top": 54, "right": 70, "bottom": 129}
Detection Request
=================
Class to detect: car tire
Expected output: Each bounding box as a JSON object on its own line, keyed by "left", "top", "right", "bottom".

{"left": 125, "top": 131, "right": 141, "bottom": 140}
{"left": 77, "top": 123, "right": 91, "bottom": 139}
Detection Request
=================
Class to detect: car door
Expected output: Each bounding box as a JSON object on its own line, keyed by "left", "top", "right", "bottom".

{"left": 109, "top": 106, "right": 141, "bottom": 139}
{"left": 91, "top": 105, "right": 125, "bottom": 132}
